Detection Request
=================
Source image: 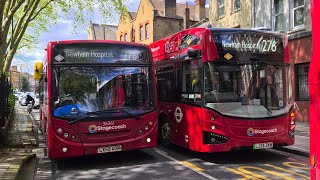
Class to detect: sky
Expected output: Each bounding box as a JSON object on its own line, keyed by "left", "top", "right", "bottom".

{"left": 13, "top": 0, "right": 209, "bottom": 74}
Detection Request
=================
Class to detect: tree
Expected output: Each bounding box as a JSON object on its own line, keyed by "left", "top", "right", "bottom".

{"left": 0, "top": 0, "right": 126, "bottom": 72}
{"left": 21, "top": 76, "right": 30, "bottom": 92}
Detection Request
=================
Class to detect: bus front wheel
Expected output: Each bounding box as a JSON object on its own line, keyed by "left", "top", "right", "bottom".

{"left": 159, "top": 117, "right": 171, "bottom": 147}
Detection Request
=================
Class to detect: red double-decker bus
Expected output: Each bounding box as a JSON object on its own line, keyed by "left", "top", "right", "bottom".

{"left": 151, "top": 27, "right": 295, "bottom": 153}
{"left": 34, "top": 40, "right": 157, "bottom": 159}
{"left": 310, "top": 0, "right": 318, "bottom": 178}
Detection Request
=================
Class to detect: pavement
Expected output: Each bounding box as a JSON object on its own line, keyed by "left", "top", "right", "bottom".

{"left": 0, "top": 105, "right": 38, "bottom": 180}
{"left": 277, "top": 121, "right": 310, "bottom": 157}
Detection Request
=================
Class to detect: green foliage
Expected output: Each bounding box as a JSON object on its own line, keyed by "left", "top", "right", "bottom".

{"left": 8, "top": 89, "right": 15, "bottom": 112}
{"left": 21, "top": 76, "right": 30, "bottom": 92}
{"left": 0, "top": 0, "right": 127, "bottom": 72}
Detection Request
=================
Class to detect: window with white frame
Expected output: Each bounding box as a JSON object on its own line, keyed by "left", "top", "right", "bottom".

{"left": 274, "top": 0, "right": 284, "bottom": 31}
{"left": 233, "top": 0, "right": 240, "bottom": 11}
{"left": 293, "top": 0, "right": 305, "bottom": 28}
{"left": 145, "top": 23, "right": 149, "bottom": 39}
{"left": 218, "top": 0, "right": 225, "bottom": 18}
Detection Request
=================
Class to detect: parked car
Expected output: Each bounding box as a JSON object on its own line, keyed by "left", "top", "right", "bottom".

{"left": 33, "top": 94, "right": 40, "bottom": 109}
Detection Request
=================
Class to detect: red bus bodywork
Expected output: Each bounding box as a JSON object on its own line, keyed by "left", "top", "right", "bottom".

{"left": 39, "top": 40, "right": 157, "bottom": 159}
{"left": 310, "top": 0, "right": 319, "bottom": 178}
{"left": 151, "top": 27, "right": 295, "bottom": 153}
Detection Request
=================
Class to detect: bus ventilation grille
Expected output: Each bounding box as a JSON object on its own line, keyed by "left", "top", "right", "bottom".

{"left": 203, "top": 132, "right": 229, "bottom": 144}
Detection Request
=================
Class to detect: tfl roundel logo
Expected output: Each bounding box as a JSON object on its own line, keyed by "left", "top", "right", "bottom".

{"left": 88, "top": 125, "right": 97, "bottom": 133}
{"left": 247, "top": 128, "right": 254, "bottom": 137}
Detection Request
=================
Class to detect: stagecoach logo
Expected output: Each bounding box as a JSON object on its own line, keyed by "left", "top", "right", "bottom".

{"left": 88, "top": 125, "right": 97, "bottom": 133}
{"left": 88, "top": 124, "right": 127, "bottom": 133}
{"left": 54, "top": 54, "right": 65, "bottom": 62}
{"left": 247, "top": 128, "right": 255, "bottom": 136}
{"left": 247, "top": 128, "right": 278, "bottom": 136}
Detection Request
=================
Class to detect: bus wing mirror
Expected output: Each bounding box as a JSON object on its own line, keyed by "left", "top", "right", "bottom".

{"left": 187, "top": 49, "right": 201, "bottom": 58}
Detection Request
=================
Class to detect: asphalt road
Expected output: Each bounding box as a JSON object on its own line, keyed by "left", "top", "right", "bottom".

{"left": 28, "top": 108, "right": 309, "bottom": 180}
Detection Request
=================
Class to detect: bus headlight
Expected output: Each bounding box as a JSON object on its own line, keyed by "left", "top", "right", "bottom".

{"left": 211, "top": 116, "right": 215, "bottom": 121}
{"left": 211, "top": 125, "right": 216, "bottom": 130}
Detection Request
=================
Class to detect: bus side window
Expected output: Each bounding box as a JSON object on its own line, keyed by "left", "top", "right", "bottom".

{"left": 156, "top": 66, "right": 178, "bottom": 102}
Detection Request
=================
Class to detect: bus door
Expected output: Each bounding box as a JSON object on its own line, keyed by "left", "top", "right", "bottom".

{"left": 178, "top": 59, "right": 203, "bottom": 148}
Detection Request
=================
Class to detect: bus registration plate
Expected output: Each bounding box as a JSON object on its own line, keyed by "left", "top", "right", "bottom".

{"left": 253, "top": 142, "right": 273, "bottom": 149}
{"left": 97, "top": 145, "right": 122, "bottom": 153}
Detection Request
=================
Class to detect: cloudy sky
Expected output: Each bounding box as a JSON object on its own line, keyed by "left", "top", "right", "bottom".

{"left": 13, "top": 0, "right": 209, "bottom": 74}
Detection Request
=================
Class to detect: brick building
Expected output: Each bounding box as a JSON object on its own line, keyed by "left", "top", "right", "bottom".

{"left": 117, "top": 0, "right": 209, "bottom": 44}
{"left": 9, "top": 66, "right": 20, "bottom": 89}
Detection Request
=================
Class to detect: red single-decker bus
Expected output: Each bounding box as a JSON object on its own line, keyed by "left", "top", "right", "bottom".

{"left": 151, "top": 27, "right": 295, "bottom": 153}
{"left": 34, "top": 40, "right": 157, "bottom": 159}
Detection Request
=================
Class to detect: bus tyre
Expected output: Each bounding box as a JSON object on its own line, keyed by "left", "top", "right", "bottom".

{"left": 159, "top": 117, "right": 171, "bottom": 147}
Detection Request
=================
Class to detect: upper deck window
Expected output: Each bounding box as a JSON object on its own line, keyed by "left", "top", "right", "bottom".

{"left": 179, "top": 35, "right": 200, "bottom": 49}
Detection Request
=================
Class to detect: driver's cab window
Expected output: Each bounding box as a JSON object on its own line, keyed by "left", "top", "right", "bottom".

{"left": 181, "top": 59, "right": 202, "bottom": 104}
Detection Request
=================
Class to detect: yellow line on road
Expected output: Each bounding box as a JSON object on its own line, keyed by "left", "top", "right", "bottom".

{"left": 283, "top": 162, "right": 309, "bottom": 170}
{"left": 264, "top": 164, "right": 309, "bottom": 179}
{"left": 180, "top": 161, "right": 204, "bottom": 172}
{"left": 238, "top": 166, "right": 296, "bottom": 180}
{"left": 226, "top": 167, "right": 259, "bottom": 180}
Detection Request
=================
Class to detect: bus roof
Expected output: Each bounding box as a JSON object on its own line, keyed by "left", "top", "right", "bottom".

{"left": 47, "top": 40, "right": 149, "bottom": 48}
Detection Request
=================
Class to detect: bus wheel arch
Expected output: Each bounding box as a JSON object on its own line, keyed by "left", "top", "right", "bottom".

{"left": 158, "top": 113, "right": 171, "bottom": 147}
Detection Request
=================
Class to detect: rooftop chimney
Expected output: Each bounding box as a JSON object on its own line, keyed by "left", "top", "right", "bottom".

{"left": 195, "top": 0, "right": 206, "bottom": 21}
{"left": 164, "top": 0, "right": 176, "bottom": 17}
{"left": 184, "top": 3, "right": 190, "bottom": 29}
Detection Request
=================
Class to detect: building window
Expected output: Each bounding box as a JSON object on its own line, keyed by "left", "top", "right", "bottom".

{"left": 132, "top": 29, "right": 135, "bottom": 42}
{"left": 124, "top": 33, "right": 127, "bottom": 41}
{"left": 218, "top": 0, "right": 225, "bottom": 18}
{"left": 120, "top": 35, "right": 123, "bottom": 41}
{"left": 233, "top": 0, "right": 240, "bottom": 11}
{"left": 145, "top": 23, "right": 149, "bottom": 39}
{"left": 293, "top": 0, "right": 305, "bottom": 28}
{"left": 295, "top": 63, "right": 309, "bottom": 100}
{"left": 140, "top": 26, "right": 143, "bottom": 40}
{"left": 274, "top": 0, "right": 284, "bottom": 31}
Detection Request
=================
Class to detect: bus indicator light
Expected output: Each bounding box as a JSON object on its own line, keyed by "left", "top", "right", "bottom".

{"left": 290, "top": 112, "right": 295, "bottom": 117}
{"left": 62, "top": 148, "right": 68, "bottom": 153}
{"left": 147, "top": 138, "right": 151, "bottom": 143}
{"left": 211, "top": 116, "right": 215, "bottom": 121}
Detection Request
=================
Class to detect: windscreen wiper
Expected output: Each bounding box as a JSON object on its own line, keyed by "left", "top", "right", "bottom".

{"left": 69, "top": 113, "right": 99, "bottom": 125}
{"left": 262, "top": 104, "right": 272, "bottom": 114}
{"left": 68, "top": 108, "right": 140, "bottom": 125}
